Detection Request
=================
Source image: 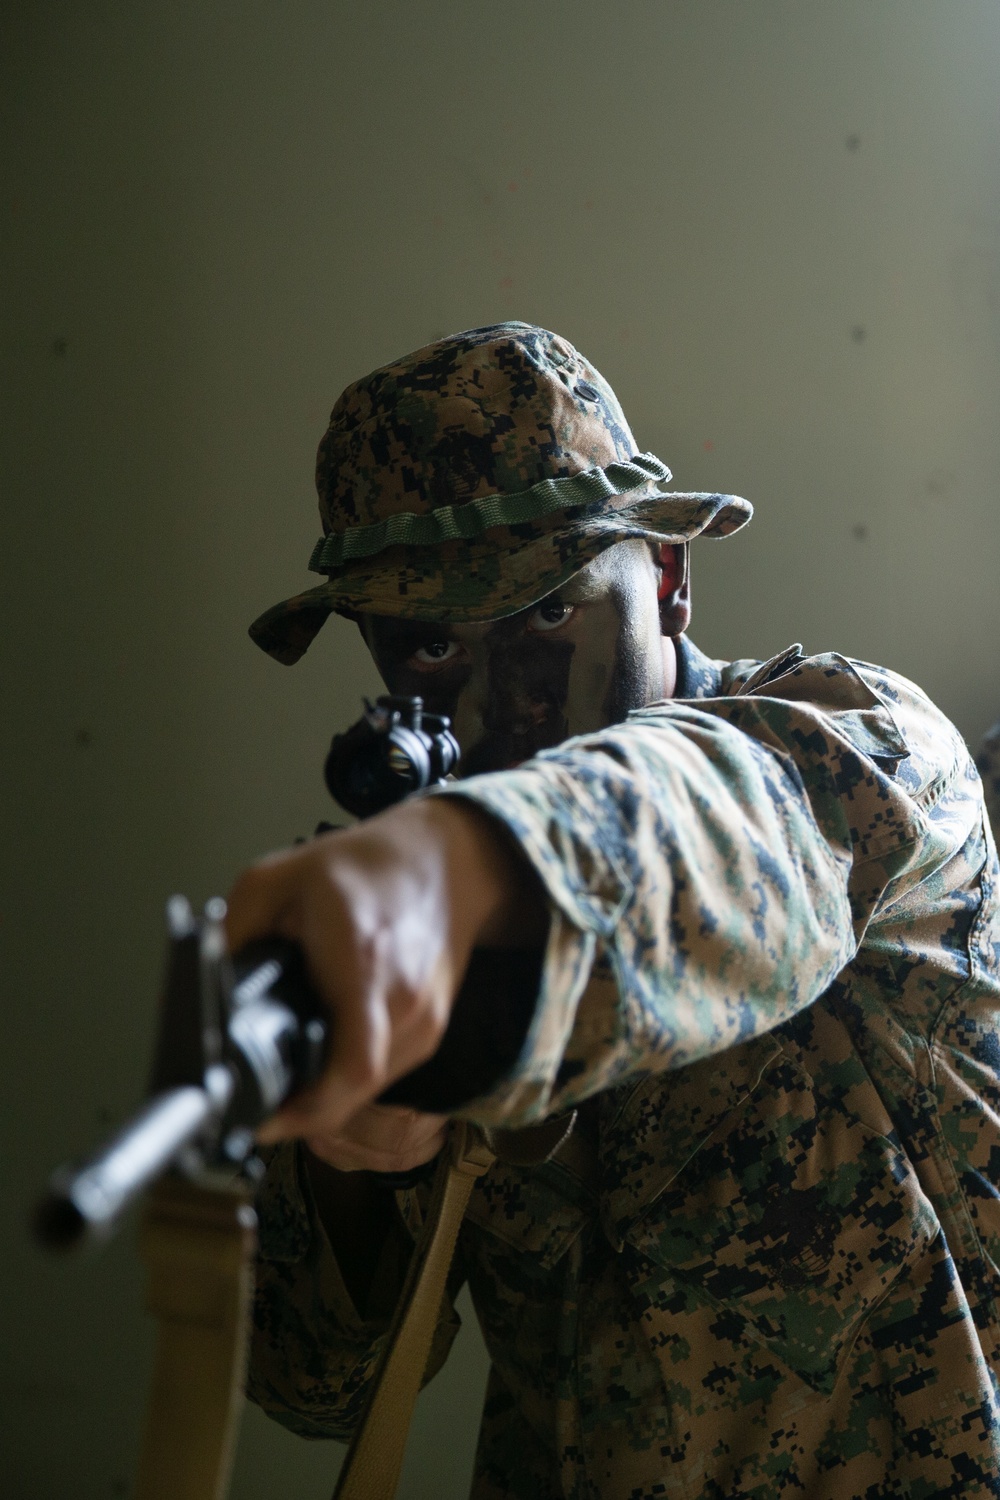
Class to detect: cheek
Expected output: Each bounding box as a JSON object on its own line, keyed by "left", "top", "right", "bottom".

{"left": 562, "top": 601, "right": 620, "bottom": 736}
{"left": 446, "top": 650, "right": 496, "bottom": 754}
{"left": 369, "top": 647, "right": 473, "bottom": 730}
{"left": 450, "top": 679, "right": 486, "bottom": 757}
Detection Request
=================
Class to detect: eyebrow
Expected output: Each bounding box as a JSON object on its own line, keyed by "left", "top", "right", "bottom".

{"left": 363, "top": 584, "right": 599, "bottom": 657}
{"left": 536, "top": 574, "right": 612, "bottom": 607}
{"left": 363, "top": 618, "right": 456, "bottom": 655}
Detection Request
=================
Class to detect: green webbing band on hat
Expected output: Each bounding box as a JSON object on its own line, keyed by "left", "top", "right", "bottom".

{"left": 308, "top": 452, "right": 671, "bottom": 574}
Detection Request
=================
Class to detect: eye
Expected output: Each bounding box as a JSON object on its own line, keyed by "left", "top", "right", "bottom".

{"left": 527, "top": 600, "right": 575, "bottom": 633}
{"left": 408, "top": 639, "right": 462, "bottom": 669}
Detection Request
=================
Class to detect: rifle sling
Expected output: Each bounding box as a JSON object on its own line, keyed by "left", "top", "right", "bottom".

{"left": 331, "top": 1121, "right": 496, "bottom": 1500}
{"left": 331, "top": 1107, "right": 585, "bottom": 1500}
{"left": 134, "top": 1177, "right": 258, "bottom": 1500}
{"left": 130, "top": 1120, "right": 580, "bottom": 1500}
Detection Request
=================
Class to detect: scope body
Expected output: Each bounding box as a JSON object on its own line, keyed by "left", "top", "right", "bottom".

{"left": 324, "top": 695, "right": 459, "bottom": 818}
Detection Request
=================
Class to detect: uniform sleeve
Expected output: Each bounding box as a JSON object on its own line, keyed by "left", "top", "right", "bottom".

{"left": 246, "top": 1143, "right": 463, "bottom": 1439}
{"left": 433, "top": 662, "right": 927, "bottom": 1129}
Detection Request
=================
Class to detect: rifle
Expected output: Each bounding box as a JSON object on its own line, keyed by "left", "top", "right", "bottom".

{"left": 35, "top": 695, "right": 460, "bottom": 1498}
{"left": 37, "top": 694, "right": 458, "bottom": 1248}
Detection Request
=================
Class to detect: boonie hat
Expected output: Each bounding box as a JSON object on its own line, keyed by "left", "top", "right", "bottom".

{"left": 250, "top": 322, "right": 751, "bottom": 664}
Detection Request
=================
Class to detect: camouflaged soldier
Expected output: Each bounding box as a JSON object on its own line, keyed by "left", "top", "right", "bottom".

{"left": 226, "top": 324, "right": 1000, "bottom": 1499}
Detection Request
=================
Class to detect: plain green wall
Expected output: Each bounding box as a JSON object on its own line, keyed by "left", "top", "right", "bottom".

{"left": 3, "top": 3, "right": 1000, "bottom": 1496}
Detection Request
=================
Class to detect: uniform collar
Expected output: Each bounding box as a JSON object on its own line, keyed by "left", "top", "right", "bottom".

{"left": 675, "top": 635, "right": 725, "bottom": 700}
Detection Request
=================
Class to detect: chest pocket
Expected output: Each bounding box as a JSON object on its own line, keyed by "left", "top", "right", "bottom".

{"left": 465, "top": 1125, "right": 596, "bottom": 1271}
{"left": 607, "top": 1007, "right": 938, "bottom": 1393}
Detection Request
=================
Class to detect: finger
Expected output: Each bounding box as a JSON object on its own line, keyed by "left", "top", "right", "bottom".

{"left": 255, "top": 1107, "right": 305, "bottom": 1145}
{"left": 253, "top": 1065, "right": 355, "bottom": 1144}
{"left": 229, "top": 851, "right": 387, "bottom": 1130}
{"left": 342, "top": 1104, "right": 449, "bottom": 1157}
{"left": 224, "top": 854, "right": 301, "bottom": 954}
{"left": 257, "top": 1095, "right": 447, "bottom": 1156}
{"left": 313, "top": 941, "right": 393, "bottom": 1120}
{"left": 254, "top": 1040, "right": 386, "bottom": 1143}
{"left": 305, "top": 1117, "right": 448, "bottom": 1173}
{"left": 305, "top": 1132, "right": 445, "bottom": 1174}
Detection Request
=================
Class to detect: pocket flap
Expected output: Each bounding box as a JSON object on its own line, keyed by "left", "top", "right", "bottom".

{"left": 600, "top": 1033, "right": 784, "bottom": 1249}
{"left": 466, "top": 1134, "right": 595, "bottom": 1269}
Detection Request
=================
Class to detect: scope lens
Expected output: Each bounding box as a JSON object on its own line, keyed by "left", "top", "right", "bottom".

{"left": 387, "top": 745, "right": 415, "bottom": 778}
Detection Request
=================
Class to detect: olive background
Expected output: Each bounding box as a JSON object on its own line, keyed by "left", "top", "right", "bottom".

{"left": 3, "top": 3, "right": 1000, "bottom": 1496}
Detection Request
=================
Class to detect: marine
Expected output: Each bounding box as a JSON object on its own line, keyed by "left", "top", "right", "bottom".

{"left": 225, "top": 323, "right": 1000, "bottom": 1497}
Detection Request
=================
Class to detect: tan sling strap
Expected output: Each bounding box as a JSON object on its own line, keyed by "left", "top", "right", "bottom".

{"left": 131, "top": 1113, "right": 582, "bottom": 1500}
{"left": 332, "top": 1120, "right": 496, "bottom": 1500}
{"left": 129, "top": 1144, "right": 489, "bottom": 1500}
{"left": 332, "top": 1108, "right": 585, "bottom": 1500}
{"left": 134, "top": 1175, "right": 258, "bottom": 1500}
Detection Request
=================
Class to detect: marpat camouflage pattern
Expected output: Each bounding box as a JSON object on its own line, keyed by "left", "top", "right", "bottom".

{"left": 248, "top": 324, "right": 750, "bottom": 660}
{"left": 247, "top": 636, "right": 1000, "bottom": 1499}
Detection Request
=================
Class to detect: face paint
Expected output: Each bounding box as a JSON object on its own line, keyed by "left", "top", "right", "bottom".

{"left": 360, "top": 539, "right": 666, "bottom": 775}
{"left": 458, "top": 625, "right": 575, "bottom": 776}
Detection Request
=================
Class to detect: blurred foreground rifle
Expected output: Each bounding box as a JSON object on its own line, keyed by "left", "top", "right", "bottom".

{"left": 36, "top": 696, "right": 460, "bottom": 1500}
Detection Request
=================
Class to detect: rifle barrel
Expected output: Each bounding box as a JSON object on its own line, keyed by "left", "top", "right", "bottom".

{"left": 35, "top": 1080, "right": 230, "bottom": 1250}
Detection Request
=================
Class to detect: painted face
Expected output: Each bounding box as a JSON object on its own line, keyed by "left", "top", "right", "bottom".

{"left": 359, "top": 540, "right": 668, "bottom": 775}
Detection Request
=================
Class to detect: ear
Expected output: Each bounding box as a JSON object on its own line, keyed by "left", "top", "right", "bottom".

{"left": 654, "top": 543, "right": 691, "bottom": 637}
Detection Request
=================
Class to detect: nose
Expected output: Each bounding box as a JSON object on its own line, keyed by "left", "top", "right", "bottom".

{"left": 480, "top": 640, "right": 557, "bottom": 735}
{"left": 450, "top": 631, "right": 575, "bottom": 776}
{"left": 450, "top": 653, "right": 491, "bottom": 757}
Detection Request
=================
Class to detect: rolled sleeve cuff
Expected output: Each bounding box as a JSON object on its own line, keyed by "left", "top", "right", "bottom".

{"left": 435, "top": 765, "right": 634, "bottom": 937}
{"left": 432, "top": 767, "right": 633, "bottom": 1126}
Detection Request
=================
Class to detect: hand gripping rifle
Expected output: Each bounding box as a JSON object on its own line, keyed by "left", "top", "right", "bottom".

{"left": 35, "top": 696, "right": 459, "bottom": 1500}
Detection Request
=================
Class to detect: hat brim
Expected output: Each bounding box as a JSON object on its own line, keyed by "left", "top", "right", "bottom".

{"left": 249, "top": 488, "right": 751, "bottom": 664}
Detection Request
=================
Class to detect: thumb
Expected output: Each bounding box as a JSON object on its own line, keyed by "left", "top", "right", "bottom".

{"left": 223, "top": 851, "right": 301, "bottom": 954}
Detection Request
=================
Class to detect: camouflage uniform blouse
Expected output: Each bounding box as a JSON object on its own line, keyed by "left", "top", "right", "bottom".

{"left": 248, "top": 639, "right": 1000, "bottom": 1499}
